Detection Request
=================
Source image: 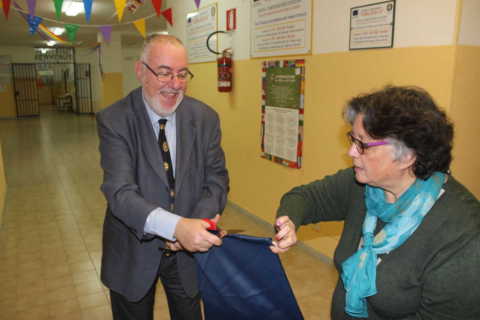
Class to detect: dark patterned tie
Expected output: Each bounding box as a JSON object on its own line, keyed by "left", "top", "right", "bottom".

{"left": 158, "top": 119, "right": 175, "bottom": 211}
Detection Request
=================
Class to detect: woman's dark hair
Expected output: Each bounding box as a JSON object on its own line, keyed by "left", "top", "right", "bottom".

{"left": 344, "top": 85, "right": 454, "bottom": 179}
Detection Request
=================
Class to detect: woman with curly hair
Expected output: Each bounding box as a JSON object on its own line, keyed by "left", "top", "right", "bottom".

{"left": 271, "top": 86, "right": 480, "bottom": 319}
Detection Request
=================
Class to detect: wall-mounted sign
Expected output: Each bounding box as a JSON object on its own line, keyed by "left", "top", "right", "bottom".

{"left": 349, "top": 0, "right": 395, "bottom": 50}
{"left": 261, "top": 60, "right": 305, "bottom": 169}
{"left": 34, "top": 47, "right": 75, "bottom": 63}
{"left": 251, "top": 0, "right": 311, "bottom": 58}
{"left": 186, "top": 3, "right": 218, "bottom": 63}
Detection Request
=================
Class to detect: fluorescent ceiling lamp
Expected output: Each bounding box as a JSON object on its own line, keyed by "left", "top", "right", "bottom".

{"left": 50, "top": 27, "right": 65, "bottom": 36}
{"left": 46, "top": 40, "right": 56, "bottom": 46}
{"left": 150, "top": 31, "right": 168, "bottom": 36}
{"left": 186, "top": 12, "right": 199, "bottom": 20}
{"left": 63, "top": 0, "right": 83, "bottom": 17}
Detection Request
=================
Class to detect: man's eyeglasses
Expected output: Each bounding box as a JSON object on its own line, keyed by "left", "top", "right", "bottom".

{"left": 142, "top": 62, "right": 194, "bottom": 82}
{"left": 347, "top": 131, "right": 389, "bottom": 154}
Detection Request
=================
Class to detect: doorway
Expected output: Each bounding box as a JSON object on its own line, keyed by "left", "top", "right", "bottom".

{"left": 11, "top": 63, "right": 39, "bottom": 117}
{"left": 11, "top": 47, "right": 94, "bottom": 118}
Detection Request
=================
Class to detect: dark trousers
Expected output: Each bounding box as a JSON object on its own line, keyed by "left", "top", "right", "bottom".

{"left": 110, "top": 254, "right": 202, "bottom": 320}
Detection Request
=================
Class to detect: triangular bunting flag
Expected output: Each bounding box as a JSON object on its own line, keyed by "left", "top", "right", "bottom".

{"left": 83, "top": 0, "right": 93, "bottom": 22}
{"left": 26, "top": 0, "right": 36, "bottom": 16}
{"left": 161, "top": 8, "right": 173, "bottom": 26}
{"left": 27, "top": 15, "right": 42, "bottom": 34}
{"left": 151, "top": 0, "right": 161, "bottom": 16}
{"left": 113, "top": 0, "right": 126, "bottom": 22}
{"left": 99, "top": 25, "right": 112, "bottom": 43}
{"left": 53, "top": 0, "right": 64, "bottom": 19}
{"left": 133, "top": 18, "right": 146, "bottom": 38}
{"left": 194, "top": 0, "right": 200, "bottom": 9}
{"left": 65, "top": 24, "right": 79, "bottom": 42}
{"left": 2, "top": 0, "right": 11, "bottom": 19}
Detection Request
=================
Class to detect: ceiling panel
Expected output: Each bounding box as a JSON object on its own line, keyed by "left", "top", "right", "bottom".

{"left": 0, "top": 0, "right": 168, "bottom": 48}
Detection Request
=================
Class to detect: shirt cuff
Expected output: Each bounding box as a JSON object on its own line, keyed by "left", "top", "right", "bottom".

{"left": 144, "top": 207, "right": 181, "bottom": 241}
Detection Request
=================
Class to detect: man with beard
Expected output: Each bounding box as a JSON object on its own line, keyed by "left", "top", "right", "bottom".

{"left": 96, "top": 34, "right": 229, "bottom": 320}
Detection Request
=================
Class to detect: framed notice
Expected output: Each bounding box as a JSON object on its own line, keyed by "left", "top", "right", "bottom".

{"left": 349, "top": 0, "right": 395, "bottom": 50}
{"left": 251, "top": 0, "right": 311, "bottom": 58}
{"left": 186, "top": 3, "right": 218, "bottom": 63}
{"left": 261, "top": 60, "right": 305, "bottom": 169}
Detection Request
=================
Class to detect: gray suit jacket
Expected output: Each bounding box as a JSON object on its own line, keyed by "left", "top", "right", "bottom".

{"left": 96, "top": 87, "right": 229, "bottom": 302}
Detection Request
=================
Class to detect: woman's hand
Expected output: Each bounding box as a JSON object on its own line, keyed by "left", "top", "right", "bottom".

{"left": 270, "top": 216, "right": 297, "bottom": 253}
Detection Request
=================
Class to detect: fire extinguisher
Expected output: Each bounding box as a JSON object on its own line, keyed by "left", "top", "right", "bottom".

{"left": 217, "top": 49, "right": 233, "bottom": 92}
{"left": 207, "top": 31, "right": 233, "bottom": 92}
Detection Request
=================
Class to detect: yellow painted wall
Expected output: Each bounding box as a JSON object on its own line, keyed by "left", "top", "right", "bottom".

{"left": 450, "top": 45, "right": 480, "bottom": 197}
{"left": 0, "top": 83, "right": 17, "bottom": 118}
{"left": 188, "top": 45, "right": 466, "bottom": 257}
{"left": 0, "top": 142, "right": 6, "bottom": 227}
{"left": 189, "top": 46, "right": 456, "bottom": 220}
{"left": 100, "top": 72, "right": 124, "bottom": 110}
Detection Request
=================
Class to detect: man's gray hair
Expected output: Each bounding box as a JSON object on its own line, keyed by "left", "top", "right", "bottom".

{"left": 140, "top": 34, "right": 184, "bottom": 61}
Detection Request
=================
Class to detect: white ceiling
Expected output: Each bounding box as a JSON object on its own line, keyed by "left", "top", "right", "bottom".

{"left": 0, "top": 0, "right": 168, "bottom": 48}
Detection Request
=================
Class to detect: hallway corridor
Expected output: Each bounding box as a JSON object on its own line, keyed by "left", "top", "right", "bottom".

{"left": 0, "top": 110, "right": 337, "bottom": 319}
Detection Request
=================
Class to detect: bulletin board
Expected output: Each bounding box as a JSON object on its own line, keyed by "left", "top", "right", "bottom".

{"left": 260, "top": 60, "right": 305, "bottom": 169}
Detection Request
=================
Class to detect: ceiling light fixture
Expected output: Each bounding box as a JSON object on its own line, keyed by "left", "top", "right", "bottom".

{"left": 46, "top": 40, "right": 56, "bottom": 46}
{"left": 186, "top": 12, "right": 199, "bottom": 20}
{"left": 50, "top": 27, "right": 65, "bottom": 36}
{"left": 63, "top": 0, "right": 84, "bottom": 17}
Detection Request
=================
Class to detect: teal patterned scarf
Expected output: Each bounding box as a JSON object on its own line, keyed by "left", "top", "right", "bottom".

{"left": 341, "top": 172, "right": 446, "bottom": 318}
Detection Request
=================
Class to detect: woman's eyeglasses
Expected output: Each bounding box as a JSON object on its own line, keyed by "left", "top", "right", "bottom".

{"left": 347, "top": 131, "right": 390, "bottom": 154}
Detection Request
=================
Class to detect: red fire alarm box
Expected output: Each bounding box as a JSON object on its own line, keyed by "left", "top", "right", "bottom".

{"left": 226, "top": 8, "right": 237, "bottom": 31}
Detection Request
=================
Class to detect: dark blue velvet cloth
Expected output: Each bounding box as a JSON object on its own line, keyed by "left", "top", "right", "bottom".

{"left": 195, "top": 234, "right": 304, "bottom": 320}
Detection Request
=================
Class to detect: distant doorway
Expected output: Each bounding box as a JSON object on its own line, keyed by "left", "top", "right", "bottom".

{"left": 74, "top": 63, "right": 94, "bottom": 114}
{"left": 11, "top": 47, "right": 94, "bottom": 119}
{"left": 11, "top": 63, "right": 39, "bottom": 117}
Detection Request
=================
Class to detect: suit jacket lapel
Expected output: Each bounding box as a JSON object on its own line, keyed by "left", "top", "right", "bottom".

{"left": 175, "top": 99, "right": 196, "bottom": 193}
{"left": 131, "top": 89, "right": 170, "bottom": 187}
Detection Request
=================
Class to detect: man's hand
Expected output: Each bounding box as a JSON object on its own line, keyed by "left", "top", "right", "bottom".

{"left": 174, "top": 214, "right": 222, "bottom": 252}
{"left": 165, "top": 240, "right": 184, "bottom": 251}
{"left": 270, "top": 216, "right": 297, "bottom": 254}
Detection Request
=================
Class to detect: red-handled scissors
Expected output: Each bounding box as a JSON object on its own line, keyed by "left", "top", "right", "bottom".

{"left": 202, "top": 218, "right": 217, "bottom": 231}
{"left": 202, "top": 218, "right": 245, "bottom": 235}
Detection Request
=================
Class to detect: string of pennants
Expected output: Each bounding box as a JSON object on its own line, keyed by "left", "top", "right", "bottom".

{"left": 0, "top": 0, "right": 203, "bottom": 45}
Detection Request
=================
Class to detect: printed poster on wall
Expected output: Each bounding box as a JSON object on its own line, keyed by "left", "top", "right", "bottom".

{"left": 261, "top": 60, "right": 305, "bottom": 169}
{"left": 251, "top": 0, "right": 311, "bottom": 58}
{"left": 186, "top": 3, "right": 218, "bottom": 63}
{"left": 349, "top": 0, "right": 395, "bottom": 50}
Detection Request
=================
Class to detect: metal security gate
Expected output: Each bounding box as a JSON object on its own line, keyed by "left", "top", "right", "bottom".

{"left": 74, "top": 63, "right": 93, "bottom": 114}
{"left": 12, "top": 63, "right": 39, "bottom": 117}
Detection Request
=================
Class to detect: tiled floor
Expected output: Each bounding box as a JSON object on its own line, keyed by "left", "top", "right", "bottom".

{"left": 0, "top": 108, "right": 338, "bottom": 319}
